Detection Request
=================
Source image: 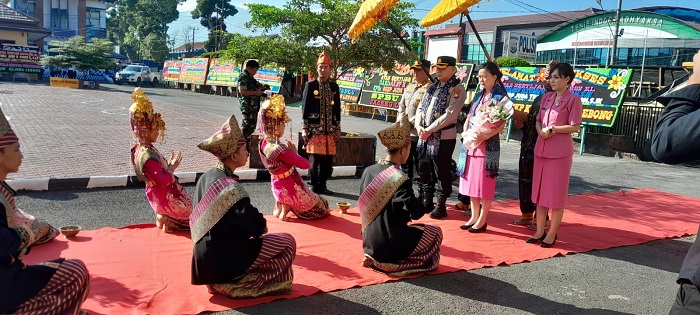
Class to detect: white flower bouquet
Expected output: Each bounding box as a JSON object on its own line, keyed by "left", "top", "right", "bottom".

{"left": 462, "top": 97, "right": 514, "bottom": 151}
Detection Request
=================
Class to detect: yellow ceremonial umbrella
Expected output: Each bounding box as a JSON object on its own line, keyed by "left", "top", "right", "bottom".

{"left": 420, "top": 0, "right": 494, "bottom": 61}
{"left": 348, "top": 0, "right": 400, "bottom": 40}
{"left": 420, "top": 0, "right": 480, "bottom": 27}
{"left": 348, "top": 0, "right": 435, "bottom": 82}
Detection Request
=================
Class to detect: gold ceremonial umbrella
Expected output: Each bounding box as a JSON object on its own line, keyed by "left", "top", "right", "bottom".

{"left": 420, "top": 0, "right": 494, "bottom": 62}
{"left": 420, "top": 0, "right": 480, "bottom": 28}
{"left": 348, "top": 0, "right": 400, "bottom": 40}
{"left": 348, "top": 0, "right": 434, "bottom": 82}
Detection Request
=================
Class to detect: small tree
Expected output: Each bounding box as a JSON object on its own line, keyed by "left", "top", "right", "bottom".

{"left": 495, "top": 57, "right": 531, "bottom": 67}
{"left": 41, "top": 36, "right": 117, "bottom": 71}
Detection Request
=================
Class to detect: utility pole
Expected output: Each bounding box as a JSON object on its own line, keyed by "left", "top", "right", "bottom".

{"left": 610, "top": 0, "right": 622, "bottom": 66}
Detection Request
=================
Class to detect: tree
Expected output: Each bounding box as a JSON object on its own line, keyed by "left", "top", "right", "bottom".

{"left": 192, "top": 0, "right": 238, "bottom": 51}
{"left": 224, "top": 0, "right": 419, "bottom": 78}
{"left": 40, "top": 36, "right": 117, "bottom": 71}
{"left": 495, "top": 57, "right": 531, "bottom": 67}
{"left": 107, "top": 0, "right": 184, "bottom": 62}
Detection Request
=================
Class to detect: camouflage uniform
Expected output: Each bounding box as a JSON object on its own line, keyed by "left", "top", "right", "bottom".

{"left": 237, "top": 69, "right": 264, "bottom": 139}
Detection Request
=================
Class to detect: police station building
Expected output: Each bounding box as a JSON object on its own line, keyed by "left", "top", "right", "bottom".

{"left": 536, "top": 7, "right": 700, "bottom": 66}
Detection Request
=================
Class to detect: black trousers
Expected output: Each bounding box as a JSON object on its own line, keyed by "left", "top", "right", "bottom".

{"left": 309, "top": 154, "right": 333, "bottom": 189}
{"left": 669, "top": 283, "right": 700, "bottom": 315}
{"left": 418, "top": 138, "right": 456, "bottom": 199}
{"left": 401, "top": 136, "right": 419, "bottom": 180}
{"left": 518, "top": 148, "right": 537, "bottom": 215}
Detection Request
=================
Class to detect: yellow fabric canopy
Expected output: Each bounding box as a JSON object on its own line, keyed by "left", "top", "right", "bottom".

{"left": 348, "top": 0, "right": 400, "bottom": 39}
{"left": 420, "top": 0, "right": 481, "bottom": 27}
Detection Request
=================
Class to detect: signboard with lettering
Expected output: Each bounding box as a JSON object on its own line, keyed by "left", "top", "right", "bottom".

{"left": 178, "top": 58, "right": 209, "bottom": 85}
{"left": 500, "top": 67, "right": 633, "bottom": 127}
{"left": 162, "top": 60, "right": 181, "bottom": 82}
{"left": 336, "top": 70, "right": 366, "bottom": 103}
{"left": 206, "top": 58, "right": 240, "bottom": 87}
{"left": 50, "top": 77, "right": 81, "bottom": 89}
{"left": 254, "top": 67, "right": 285, "bottom": 93}
{"left": 502, "top": 32, "right": 537, "bottom": 63}
{"left": 359, "top": 69, "right": 412, "bottom": 109}
{"left": 0, "top": 45, "right": 42, "bottom": 73}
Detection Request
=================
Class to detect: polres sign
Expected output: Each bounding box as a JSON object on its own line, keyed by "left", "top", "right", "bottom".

{"left": 502, "top": 31, "right": 537, "bottom": 63}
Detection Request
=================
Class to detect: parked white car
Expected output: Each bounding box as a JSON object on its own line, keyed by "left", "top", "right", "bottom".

{"left": 115, "top": 64, "right": 159, "bottom": 86}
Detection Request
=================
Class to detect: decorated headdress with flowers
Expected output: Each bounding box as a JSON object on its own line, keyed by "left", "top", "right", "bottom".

{"left": 129, "top": 88, "right": 166, "bottom": 143}
{"left": 258, "top": 94, "right": 291, "bottom": 142}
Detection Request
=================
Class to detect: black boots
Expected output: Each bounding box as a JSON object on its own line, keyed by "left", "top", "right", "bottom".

{"left": 422, "top": 189, "right": 435, "bottom": 213}
{"left": 430, "top": 196, "right": 448, "bottom": 219}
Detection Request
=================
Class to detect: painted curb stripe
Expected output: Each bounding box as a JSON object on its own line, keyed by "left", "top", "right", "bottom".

{"left": 6, "top": 166, "right": 363, "bottom": 191}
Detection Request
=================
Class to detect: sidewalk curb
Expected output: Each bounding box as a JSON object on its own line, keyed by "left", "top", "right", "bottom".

{"left": 6, "top": 166, "right": 365, "bottom": 191}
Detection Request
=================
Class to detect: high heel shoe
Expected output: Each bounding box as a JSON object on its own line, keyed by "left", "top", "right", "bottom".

{"left": 540, "top": 235, "right": 557, "bottom": 248}
{"left": 459, "top": 223, "right": 475, "bottom": 230}
{"left": 525, "top": 234, "right": 546, "bottom": 244}
{"left": 467, "top": 223, "right": 487, "bottom": 233}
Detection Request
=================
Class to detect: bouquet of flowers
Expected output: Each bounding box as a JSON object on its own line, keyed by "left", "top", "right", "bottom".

{"left": 462, "top": 97, "right": 514, "bottom": 151}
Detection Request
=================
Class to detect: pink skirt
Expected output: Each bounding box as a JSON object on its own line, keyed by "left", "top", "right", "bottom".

{"left": 532, "top": 155, "right": 573, "bottom": 209}
{"left": 459, "top": 155, "right": 496, "bottom": 200}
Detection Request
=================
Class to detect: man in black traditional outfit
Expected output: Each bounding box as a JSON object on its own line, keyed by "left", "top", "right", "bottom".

{"left": 190, "top": 115, "right": 296, "bottom": 299}
{"left": 358, "top": 116, "right": 443, "bottom": 276}
{"left": 301, "top": 51, "right": 341, "bottom": 195}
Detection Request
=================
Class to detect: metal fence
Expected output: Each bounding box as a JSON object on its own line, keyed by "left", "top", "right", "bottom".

{"left": 587, "top": 101, "right": 664, "bottom": 152}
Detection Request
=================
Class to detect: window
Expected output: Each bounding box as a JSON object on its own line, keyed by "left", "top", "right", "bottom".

{"left": 51, "top": 8, "right": 68, "bottom": 29}
{"left": 87, "top": 9, "right": 102, "bottom": 28}
{"left": 15, "top": 0, "right": 37, "bottom": 17}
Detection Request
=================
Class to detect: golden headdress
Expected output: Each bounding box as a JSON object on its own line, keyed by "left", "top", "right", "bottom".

{"left": 198, "top": 115, "right": 246, "bottom": 160}
{"left": 317, "top": 51, "right": 332, "bottom": 65}
{"left": 129, "top": 88, "right": 166, "bottom": 142}
{"left": 0, "top": 108, "right": 18, "bottom": 148}
{"left": 259, "top": 94, "right": 291, "bottom": 140}
{"left": 378, "top": 115, "right": 411, "bottom": 151}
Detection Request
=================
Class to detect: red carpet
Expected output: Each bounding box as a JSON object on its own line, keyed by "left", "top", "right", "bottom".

{"left": 25, "top": 189, "right": 700, "bottom": 314}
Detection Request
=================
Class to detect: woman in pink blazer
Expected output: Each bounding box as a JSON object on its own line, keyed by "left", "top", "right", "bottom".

{"left": 527, "top": 63, "right": 582, "bottom": 248}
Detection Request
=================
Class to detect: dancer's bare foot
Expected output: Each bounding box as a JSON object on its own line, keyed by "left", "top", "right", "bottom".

{"left": 278, "top": 204, "right": 291, "bottom": 221}
{"left": 206, "top": 284, "right": 216, "bottom": 294}
{"left": 155, "top": 215, "right": 163, "bottom": 229}
{"left": 272, "top": 202, "right": 281, "bottom": 218}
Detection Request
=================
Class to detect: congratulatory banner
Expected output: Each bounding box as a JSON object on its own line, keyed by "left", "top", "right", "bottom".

{"left": 162, "top": 60, "right": 182, "bottom": 82}
{"left": 359, "top": 67, "right": 412, "bottom": 109}
{"left": 500, "top": 67, "right": 633, "bottom": 127}
{"left": 206, "top": 58, "right": 240, "bottom": 87}
{"left": 178, "top": 58, "right": 209, "bottom": 85}
{"left": 336, "top": 70, "right": 365, "bottom": 103}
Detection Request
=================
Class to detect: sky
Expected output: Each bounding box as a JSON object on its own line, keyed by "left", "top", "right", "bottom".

{"left": 168, "top": 0, "right": 700, "bottom": 47}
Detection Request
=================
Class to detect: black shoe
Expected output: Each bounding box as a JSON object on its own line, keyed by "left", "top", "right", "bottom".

{"left": 525, "top": 234, "right": 546, "bottom": 244}
{"left": 467, "top": 223, "right": 487, "bottom": 233}
{"left": 459, "top": 223, "right": 474, "bottom": 230}
{"left": 540, "top": 235, "right": 557, "bottom": 248}
{"left": 429, "top": 207, "right": 447, "bottom": 219}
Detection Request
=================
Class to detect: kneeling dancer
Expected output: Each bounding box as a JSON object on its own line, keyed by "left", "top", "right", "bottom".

{"left": 191, "top": 115, "right": 296, "bottom": 298}
{"left": 358, "top": 116, "right": 443, "bottom": 276}
{"left": 258, "top": 95, "right": 330, "bottom": 221}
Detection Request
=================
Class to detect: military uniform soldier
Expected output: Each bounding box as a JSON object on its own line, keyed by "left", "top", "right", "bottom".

{"left": 237, "top": 59, "right": 270, "bottom": 139}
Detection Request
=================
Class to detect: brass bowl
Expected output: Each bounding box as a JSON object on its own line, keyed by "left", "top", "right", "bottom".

{"left": 337, "top": 202, "right": 351, "bottom": 214}
{"left": 59, "top": 225, "right": 81, "bottom": 238}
